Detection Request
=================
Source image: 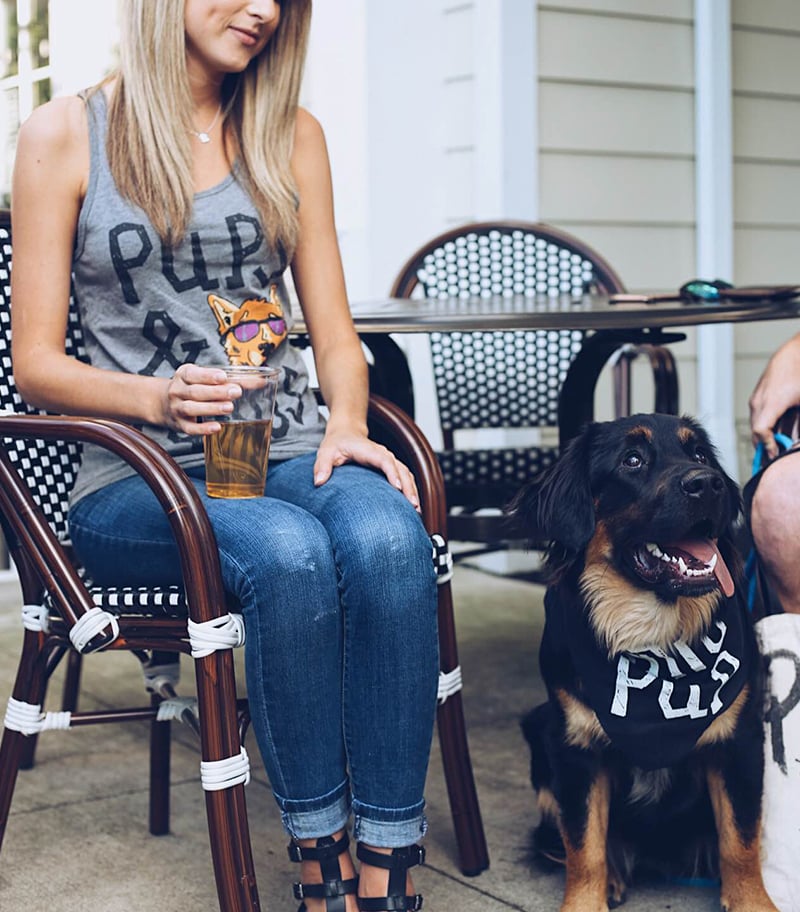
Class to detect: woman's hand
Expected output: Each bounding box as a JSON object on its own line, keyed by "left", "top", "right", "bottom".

{"left": 749, "top": 333, "right": 800, "bottom": 459}
{"left": 314, "top": 428, "right": 421, "bottom": 512}
{"left": 160, "top": 364, "right": 241, "bottom": 436}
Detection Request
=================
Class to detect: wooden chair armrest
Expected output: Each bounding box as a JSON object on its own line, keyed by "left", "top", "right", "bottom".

{"left": 0, "top": 413, "right": 226, "bottom": 629}
{"left": 367, "top": 393, "right": 448, "bottom": 537}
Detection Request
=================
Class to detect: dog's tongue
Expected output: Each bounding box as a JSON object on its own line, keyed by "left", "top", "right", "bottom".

{"left": 672, "top": 538, "right": 735, "bottom": 598}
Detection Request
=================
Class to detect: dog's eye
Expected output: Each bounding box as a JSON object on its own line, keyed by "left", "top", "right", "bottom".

{"left": 694, "top": 447, "right": 709, "bottom": 464}
{"left": 622, "top": 451, "right": 643, "bottom": 469}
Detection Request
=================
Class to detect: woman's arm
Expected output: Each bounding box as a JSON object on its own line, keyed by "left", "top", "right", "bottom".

{"left": 289, "top": 109, "right": 418, "bottom": 507}
{"left": 11, "top": 96, "right": 234, "bottom": 437}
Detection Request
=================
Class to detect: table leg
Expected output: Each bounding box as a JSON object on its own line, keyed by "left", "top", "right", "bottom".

{"left": 359, "top": 334, "right": 415, "bottom": 418}
{"left": 558, "top": 329, "right": 685, "bottom": 448}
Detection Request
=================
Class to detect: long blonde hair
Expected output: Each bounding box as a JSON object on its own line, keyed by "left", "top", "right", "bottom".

{"left": 104, "top": 0, "right": 311, "bottom": 251}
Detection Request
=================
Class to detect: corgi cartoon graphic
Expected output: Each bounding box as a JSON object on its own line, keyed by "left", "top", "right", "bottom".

{"left": 207, "top": 285, "right": 288, "bottom": 366}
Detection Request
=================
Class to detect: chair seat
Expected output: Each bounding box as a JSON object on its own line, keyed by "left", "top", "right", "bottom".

{"left": 84, "top": 582, "right": 189, "bottom": 615}
{"left": 28, "top": 560, "right": 190, "bottom": 617}
{"left": 437, "top": 446, "right": 559, "bottom": 509}
{"left": 39, "top": 574, "right": 189, "bottom": 616}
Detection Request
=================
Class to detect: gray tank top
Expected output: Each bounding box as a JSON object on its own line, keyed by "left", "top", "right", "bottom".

{"left": 69, "top": 90, "right": 326, "bottom": 504}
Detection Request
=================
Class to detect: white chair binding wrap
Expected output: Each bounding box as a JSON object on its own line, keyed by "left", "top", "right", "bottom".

{"left": 21, "top": 603, "right": 49, "bottom": 633}
{"left": 4, "top": 697, "right": 71, "bottom": 735}
{"left": 187, "top": 613, "right": 246, "bottom": 659}
{"left": 438, "top": 667, "right": 463, "bottom": 705}
{"left": 142, "top": 659, "right": 181, "bottom": 694}
{"left": 157, "top": 696, "right": 199, "bottom": 723}
{"left": 200, "top": 746, "right": 251, "bottom": 792}
{"left": 69, "top": 606, "right": 120, "bottom": 652}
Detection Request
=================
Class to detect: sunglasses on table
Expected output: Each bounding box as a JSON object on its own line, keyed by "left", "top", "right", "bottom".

{"left": 609, "top": 280, "right": 800, "bottom": 305}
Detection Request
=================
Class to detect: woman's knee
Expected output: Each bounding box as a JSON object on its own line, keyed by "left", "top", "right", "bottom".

{"left": 334, "top": 502, "right": 437, "bottom": 618}
{"left": 210, "top": 501, "right": 338, "bottom": 603}
{"left": 349, "top": 498, "right": 430, "bottom": 565}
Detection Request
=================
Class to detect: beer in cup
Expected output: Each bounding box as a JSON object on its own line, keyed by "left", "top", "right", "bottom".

{"left": 203, "top": 365, "right": 279, "bottom": 498}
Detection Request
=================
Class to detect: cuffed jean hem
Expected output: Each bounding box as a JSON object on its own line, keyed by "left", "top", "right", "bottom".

{"left": 275, "top": 780, "right": 352, "bottom": 840}
{"left": 352, "top": 799, "right": 428, "bottom": 848}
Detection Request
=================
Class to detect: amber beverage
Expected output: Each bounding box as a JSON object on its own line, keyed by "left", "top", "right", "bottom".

{"left": 204, "top": 366, "right": 279, "bottom": 498}
{"left": 204, "top": 419, "right": 274, "bottom": 498}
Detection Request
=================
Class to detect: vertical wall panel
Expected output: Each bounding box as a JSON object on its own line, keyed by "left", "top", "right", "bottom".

{"left": 731, "top": 4, "right": 800, "bottom": 474}
{"left": 442, "top": 3, "right": 476, "bottom": 225}
{"left": 536, "top": 2, "right": 700, "bottom": 420}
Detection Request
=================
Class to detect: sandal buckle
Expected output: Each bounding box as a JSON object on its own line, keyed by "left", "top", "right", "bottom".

{"left": 287, "top": 841, "right": 304, "bottom": 863}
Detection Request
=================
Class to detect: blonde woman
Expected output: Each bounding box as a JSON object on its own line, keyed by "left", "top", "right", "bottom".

{"left": 10, "top": 2, "right": 437, "bottom": 910}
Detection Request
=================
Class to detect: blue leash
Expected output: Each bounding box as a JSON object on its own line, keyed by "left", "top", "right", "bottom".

{"left": 745, "top": 431, "right": 794, "bottom": 612}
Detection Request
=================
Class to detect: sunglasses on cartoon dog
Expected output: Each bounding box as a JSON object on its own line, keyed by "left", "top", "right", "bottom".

{"left": 223, "top": 317, "right": 287, "bottom": 343}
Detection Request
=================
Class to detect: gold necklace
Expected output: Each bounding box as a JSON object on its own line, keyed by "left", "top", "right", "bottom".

{"left": 189, "top": 105, "right": 222, "bottom": 144}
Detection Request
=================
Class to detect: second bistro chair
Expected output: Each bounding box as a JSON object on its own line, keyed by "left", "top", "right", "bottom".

{"left": 0, "top": 210, "right": 488, "bottom": 912}
{"left": 387, "top": 220, "right": 680, "bottom": 571}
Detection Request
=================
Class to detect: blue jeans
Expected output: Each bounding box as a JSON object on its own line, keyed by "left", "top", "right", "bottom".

{"left": 68, "top": 452, "right": 439, "bottom": 846}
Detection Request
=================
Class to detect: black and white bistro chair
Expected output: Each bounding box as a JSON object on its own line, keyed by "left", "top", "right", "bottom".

{"left": 384, "top": 220, "right": 680, "bottom": 575}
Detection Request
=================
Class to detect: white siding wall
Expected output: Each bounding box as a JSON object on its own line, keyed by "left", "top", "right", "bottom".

{"left": 49, "top": 1, "right": 118, "bottom": 96}
{"left": 731, "top": 0, "right": 800, "bottom": 476}
{"left": 533, "top": 2, "right": 697, "bottom": 290}
{"left": 442, "top": 3, "right": 476, "bottom": 224}
{"left": 439, "top": 1, "right": 538, "bottom": 224}
{"left": 536, "top": 0, "right": 700, "bottom": 426}
{"left": 303, "top": 0, "right": 446, "bottom": 443}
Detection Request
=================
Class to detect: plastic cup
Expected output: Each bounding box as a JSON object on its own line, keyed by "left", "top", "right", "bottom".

{"left": 203, "top": 366, "right": 279, "bottom": 498}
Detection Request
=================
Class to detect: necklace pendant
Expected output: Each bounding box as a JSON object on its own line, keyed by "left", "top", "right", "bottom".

{"left": 197, "top": 132, "right": 211, "bottom": 144}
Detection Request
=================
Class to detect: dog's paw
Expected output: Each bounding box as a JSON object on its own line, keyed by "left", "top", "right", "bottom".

{"left": 607, "top": 876, "right": 627, "bottom": 909}
{"left": 720, "top": 883, "right": 779, "bottom": 912}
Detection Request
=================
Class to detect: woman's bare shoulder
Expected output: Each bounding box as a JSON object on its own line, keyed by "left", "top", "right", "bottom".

{"left": 18, "top": 95, "right": 87, "bottom": 149}
{"left": 291, "top": 107, "right": 330, "bottom": 178}
{"left": 294, "top": 106, "right": 326, "bottom": 147}
{"left": 14, "top": 95, "right": 91, "bottom": 205}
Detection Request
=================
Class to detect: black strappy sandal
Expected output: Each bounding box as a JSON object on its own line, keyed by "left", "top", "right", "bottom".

{"left": 288, "top": 832, "right": 359, "bottom": 912}
{"left": 355, "top": 843, "right": 425, "bottom": 911}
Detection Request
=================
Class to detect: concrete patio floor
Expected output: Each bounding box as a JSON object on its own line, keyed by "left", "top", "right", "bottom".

{"left": 0, "top": 563, "right": 721, "bottom": 911}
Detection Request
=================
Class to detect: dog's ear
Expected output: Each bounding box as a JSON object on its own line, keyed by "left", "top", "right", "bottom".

{"left": 507, "top": 425, "right": 596, "bottom": 552}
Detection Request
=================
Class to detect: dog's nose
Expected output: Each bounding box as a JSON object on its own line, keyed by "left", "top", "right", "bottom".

{"left": 680, "top": 467, "right": 725, "bottom": 499}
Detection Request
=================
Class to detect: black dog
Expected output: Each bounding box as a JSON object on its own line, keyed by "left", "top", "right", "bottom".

{"left": 510, "top": 414, "right": 777, "bottom": 912}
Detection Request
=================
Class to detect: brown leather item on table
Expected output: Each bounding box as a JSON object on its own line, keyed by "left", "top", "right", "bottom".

{"left": 721, "top": 285, "right": 800, "bottom": 301}
{"left": 610, "top": 285, "right": 800, "bottom": 305}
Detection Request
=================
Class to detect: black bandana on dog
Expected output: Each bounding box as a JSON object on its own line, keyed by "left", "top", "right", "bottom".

{"left": 546, "top": 591, "right": 749, "bottom": 769}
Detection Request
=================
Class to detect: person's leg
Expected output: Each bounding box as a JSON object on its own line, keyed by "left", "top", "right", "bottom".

{"left": 70, "top": 458, "right": 439, "bottom": 909}
{"left": 68, "top": 473, "right": 353, "bottom": 834}
{"left": 266, "top": 455, "right": 439, "bottom": 907}
{"left": 749, "top": 450, "right": 800, "bottom": 613}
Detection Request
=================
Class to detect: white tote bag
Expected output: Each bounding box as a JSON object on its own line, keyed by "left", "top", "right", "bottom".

{"left": 756, "top": 612, "right": 800, "bottom": 912}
